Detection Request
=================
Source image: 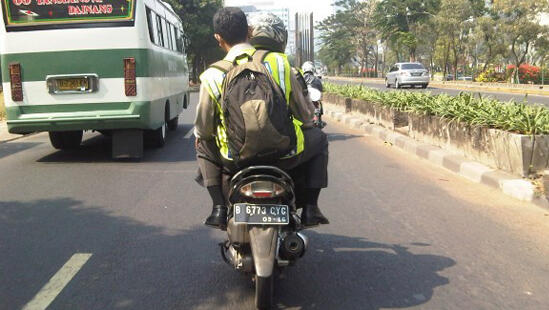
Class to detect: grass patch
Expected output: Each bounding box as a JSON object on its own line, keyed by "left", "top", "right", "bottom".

{"left": 325, "top": 83, "right": 549, "bottom": 135}
{"left": 0, "top": 92, "right": 5, "bottom": 120}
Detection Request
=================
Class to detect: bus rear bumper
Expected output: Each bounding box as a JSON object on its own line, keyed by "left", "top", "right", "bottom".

{"left": 6, "top": 101, "right": 155, "bottom": 134}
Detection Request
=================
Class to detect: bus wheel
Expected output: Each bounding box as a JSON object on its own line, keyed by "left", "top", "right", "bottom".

{"left": 49, "top": 131, "right": 83, "bottom": 150}
{"left": 167, "top": 116, "right": 179, "bottom": 131}
{"left": 145, "top": 123, "right": 167, "bottom": 148}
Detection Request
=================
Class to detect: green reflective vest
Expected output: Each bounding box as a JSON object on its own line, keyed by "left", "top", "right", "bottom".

{"left": 200, "top": 48, "right": 305, "bottom": 161}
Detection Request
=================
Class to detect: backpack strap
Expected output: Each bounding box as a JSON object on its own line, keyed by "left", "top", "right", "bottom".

{"left": 210, "top": 60, "right": 233, "bottom": 73}
{"left": 252, "top": 49, "right": 270, "bottom": 64}
{"left": 211, "top": 49, "right": 258, "bottom": 72}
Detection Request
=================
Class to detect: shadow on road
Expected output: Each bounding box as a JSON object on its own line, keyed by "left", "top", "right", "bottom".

{"left": 0, "top": 197, "right": 243, "bottom": 310}
{"left": 0, "top": 142, "right": 41, "bottom": 159}
{"left": 0, "top": 197, "right": 455, "bottom": 310}
{"left": 276, "top": 231, "right": 455, "bottom": 309}
{"left": 36, "top": 124, "right": 196, "bottom": 164}
{"left": 327, "top": 133, "right": 363, "bottom": 142}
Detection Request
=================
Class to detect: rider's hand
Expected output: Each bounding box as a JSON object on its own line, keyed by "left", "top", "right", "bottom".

{"left": 195, "top": 137, "right": 200, "bottom": 149}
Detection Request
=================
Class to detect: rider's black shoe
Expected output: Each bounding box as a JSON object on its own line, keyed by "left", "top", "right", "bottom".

{"left": 301, "top": 204, "right": 330, "bottom": 227}
{"left": 204, "top": 205, "right": 228, "bottom": 230}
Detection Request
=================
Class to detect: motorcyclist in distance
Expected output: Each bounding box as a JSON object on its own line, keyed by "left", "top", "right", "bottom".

{"left": 301, "top": 61, "right": 326, "bottom": 128}
{"left": 301, "top": 61, "right": 323, "bottom": 93}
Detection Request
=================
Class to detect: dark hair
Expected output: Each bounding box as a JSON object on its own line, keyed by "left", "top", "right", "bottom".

{"left": 213, "top": 7, "right": 248, "bottom": 46}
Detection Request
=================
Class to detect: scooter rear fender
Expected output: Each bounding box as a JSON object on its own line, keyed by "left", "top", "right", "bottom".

{"left": 249, "top": 226, "right": 278, "bottom": 278}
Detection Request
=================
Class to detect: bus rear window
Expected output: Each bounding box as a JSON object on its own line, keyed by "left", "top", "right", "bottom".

{"left": 2, "top": 0, "right": 135, "bottom": 30}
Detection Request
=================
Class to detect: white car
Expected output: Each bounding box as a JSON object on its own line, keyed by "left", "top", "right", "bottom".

{"left": 386, "top": 62, "right": 430, "bottom": 89}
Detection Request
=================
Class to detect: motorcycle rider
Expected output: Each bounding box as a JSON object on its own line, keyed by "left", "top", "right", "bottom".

{"left": 195, "top": 7, "right": 330, "bottom": 230}
{"left": 300, "top": 61, "right": 325, "bottom": 128}
{"left": 301, "top": 61, "right": 324, "bottom": 93}
{"left": 248, "top": 13, "right": 315, "bottom": 121}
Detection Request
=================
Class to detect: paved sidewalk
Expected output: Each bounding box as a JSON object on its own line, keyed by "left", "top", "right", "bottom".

{"left": 0, "top": 121, "right": 23, "bottom": 143}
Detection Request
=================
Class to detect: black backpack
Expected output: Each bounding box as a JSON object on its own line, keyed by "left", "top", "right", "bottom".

{"left": 211, "top": 50, "right": 297, "bottom": 167}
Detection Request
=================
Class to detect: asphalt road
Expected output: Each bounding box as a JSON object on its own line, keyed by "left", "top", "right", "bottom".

{"left": 2, "top": 94, "right": 549, "bottom": 309}
{"left": 326, "top": 78, "right": 549, "bottom": 107}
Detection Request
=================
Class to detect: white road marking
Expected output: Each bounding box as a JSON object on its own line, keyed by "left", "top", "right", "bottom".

{"left": 184, "top": 127, "right": 195, "bottom": 139}
{"left": 22, "top": 253, "right": 92, "bottom": 310}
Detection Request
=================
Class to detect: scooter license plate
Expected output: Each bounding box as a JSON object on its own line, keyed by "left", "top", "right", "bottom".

{"left": 233, "top": 204, "right": 289, "bottom": 225}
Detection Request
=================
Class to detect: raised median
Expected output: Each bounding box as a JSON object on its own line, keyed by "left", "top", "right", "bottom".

{"left": 323, "top": 82, "right": 549, "bottom": 204}
{"left": 328, "top": 76, "right": 549, "bottom": 97}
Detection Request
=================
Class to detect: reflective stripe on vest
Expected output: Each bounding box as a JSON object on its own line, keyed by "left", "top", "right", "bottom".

{"left": 200, "top": 50, "right": 304, "bottom": 160}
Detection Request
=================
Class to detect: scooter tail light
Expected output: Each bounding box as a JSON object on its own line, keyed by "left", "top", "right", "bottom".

{"left": 240, "top": 181, "right": 285, "bottom": 198}
{"left": 9, "top": 63, "right": 23, "bottom": 101}
{"left": 124, "top": 57, "right": 137, "bottom": 96}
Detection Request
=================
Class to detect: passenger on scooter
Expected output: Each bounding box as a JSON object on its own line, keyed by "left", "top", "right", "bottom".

{"left": 194, "top": 7, "right": 330, "bottom": 230}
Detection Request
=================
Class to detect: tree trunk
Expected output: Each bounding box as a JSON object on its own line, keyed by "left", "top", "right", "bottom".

{"left": 374, "top": 44, "right": 379, "bottom": 77}
{"left": 409, "top": 47, "right": 416, "bottom": 63}
{"left": 443, "top": 42, "right": 450, "bottom": 81}
{"left": 381, "top": 43, "right": 386, "bottom": 78}
{"left": 192, "top": 56, "right": 200, "bottom": 83}
{"left": 363, "top": 49, "right": 368, "bottom": 77}
{"left": 510, "top": 39, "right": 530, "bottom": 84}
{"left": 452, "top": 39, "right": 458, "bottom": 81}
{"left": 430, "top": 53, "right": 434, "bottom": 78}
{"left": 482, "top": 45, "right": 493, "bottom": 73}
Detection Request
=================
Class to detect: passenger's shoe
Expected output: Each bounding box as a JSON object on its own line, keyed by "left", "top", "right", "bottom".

{"left": 204, "top": 205, "right": 228, "bottom": 230}
{"left": 301, "top": 204, "right": 330, "bottom": 227}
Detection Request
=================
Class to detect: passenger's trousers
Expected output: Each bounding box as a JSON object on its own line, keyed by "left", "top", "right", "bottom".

{"left": 195, "top": 127, "right": 329, "bottom": 189}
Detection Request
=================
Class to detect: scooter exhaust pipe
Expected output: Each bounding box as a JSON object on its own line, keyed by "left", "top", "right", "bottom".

{"left": 280, "top": 232, "right": 308, "bottom": 260}
{"left": 297, "top": 232, "right": 308, "bottom": 252}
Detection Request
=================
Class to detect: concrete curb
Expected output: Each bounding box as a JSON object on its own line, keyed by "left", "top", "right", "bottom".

{"left": 326, "top": 106, "right": 549, "bottom": 208}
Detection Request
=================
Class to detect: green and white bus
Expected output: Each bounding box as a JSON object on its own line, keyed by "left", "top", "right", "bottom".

{"left": 0, "top": 0, "right": 189, "bottom": 157}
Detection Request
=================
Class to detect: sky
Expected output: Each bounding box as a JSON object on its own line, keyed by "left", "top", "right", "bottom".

{"left": 224, "top": 0, "right": 336, "bottom": 23}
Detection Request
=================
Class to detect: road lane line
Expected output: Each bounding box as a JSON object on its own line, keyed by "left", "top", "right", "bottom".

{"left": 184, "top": 127, "right": 194, "bottom": 139}
{"left": 22, "top": 253, "right": 92, "bottom": 310}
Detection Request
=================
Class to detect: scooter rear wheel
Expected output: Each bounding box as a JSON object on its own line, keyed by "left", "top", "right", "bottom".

{"left": 255, "top": 275, "right": 273, "bottom": 309}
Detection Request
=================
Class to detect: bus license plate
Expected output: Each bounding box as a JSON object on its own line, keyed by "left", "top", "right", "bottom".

{"left": 57, "top": 78, "right": 89, "bottom": 91}
{"left": 234, "top": 204, "right": 289, "bottom": 225}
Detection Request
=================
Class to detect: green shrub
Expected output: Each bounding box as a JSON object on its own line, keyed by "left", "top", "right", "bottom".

{"left": 475, "top": 66, "right": 506, "bottom": 83}
{"left": 325, "top": 83, "right": 549, "bottom": 135}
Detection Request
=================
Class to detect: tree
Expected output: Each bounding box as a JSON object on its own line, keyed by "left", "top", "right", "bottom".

{"left": 317, "top": 7, "right": 355, "bottom": 74}
{"left": 373, "top": 0, "right": 441, "bottom": 62}
{"left": 165, "top": 0, "right": 224, "bottom": 82}
{"left": 471, "top": 15, "right": 506, "bottom": 74}
{"left": 434, "top": 0, "right": 474, "bottom": 80}
{"left": 493, "top": 0, "right": 549, "bottom": 83}
{"left": 317, "top": 0, "right": 379, "bottom": 75}
{"left": 414, "top": 19, "right": 439, "bottom": 75}
{"left": 347, "top": 0, "right": 380, "bottom": 77}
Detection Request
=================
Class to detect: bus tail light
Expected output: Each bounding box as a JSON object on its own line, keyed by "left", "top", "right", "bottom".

{"left": 9, "top": 63, "right": 23, "bottom": 101}
{"left": 124, "top": 58, "right": 137, "bottom": 96}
